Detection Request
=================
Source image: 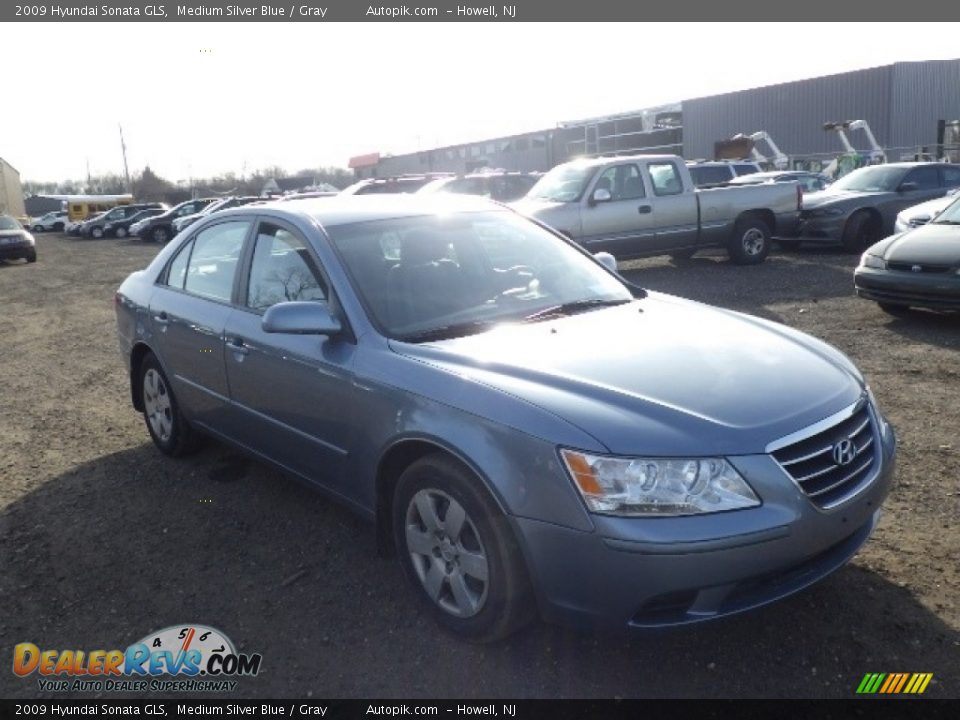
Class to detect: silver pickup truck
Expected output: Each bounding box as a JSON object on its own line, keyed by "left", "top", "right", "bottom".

{"left": 512, "top": 154, "right": 801, "bottom": 265}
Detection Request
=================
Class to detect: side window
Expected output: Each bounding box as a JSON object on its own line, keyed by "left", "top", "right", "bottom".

{"left": 903, "top": 166, "right": 939, "bottom": 191}
{"left": 246, "top": 223, "right": 327, "bottom": 312}
{"left": 649, "top": 163, "right": 684, "bottom": 196}
{"left": 181, "top": 220, "right": 249, "bottom": 302}
{"left": 941, "top": 166, "right": 960, "bottom": 189}
{"left": 165, "top": 239, "right": 193, "bottom": 289}
{"left": 594, "top": 164, "right": 644, "bottom": 201}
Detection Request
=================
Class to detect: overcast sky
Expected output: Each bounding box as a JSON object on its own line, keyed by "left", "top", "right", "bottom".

{"left": 7, "top": 22, "right": 958, "bottom": 183}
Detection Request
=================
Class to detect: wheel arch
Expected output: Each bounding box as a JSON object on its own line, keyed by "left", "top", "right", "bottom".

{"left": 374, "top": 436, "right": 509, "bottom": 556}
{"left": 735, "top": 208, "right": 775, "bottom": 234}
{"left": 129, "top": 341, "right": 159, "bottom": 411}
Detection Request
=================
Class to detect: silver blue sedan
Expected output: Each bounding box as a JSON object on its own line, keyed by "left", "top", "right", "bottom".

{"left": 116, "top": 196, "right": 896, "bottom": 641}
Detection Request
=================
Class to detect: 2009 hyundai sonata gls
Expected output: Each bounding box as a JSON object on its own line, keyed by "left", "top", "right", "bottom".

{"left": 116, "top": 196, "right": 896, "bottom": 641}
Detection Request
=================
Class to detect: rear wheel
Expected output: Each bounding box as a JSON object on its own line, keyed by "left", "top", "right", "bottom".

{"left": 139, "top": 352, "right": 198, "bottom": 456}
{"left": 32, "top": 224, "right": 44, "bottom": 233}
{"left": 393, "top": 454, "right": 536, "bottom": 643}
{"left": 151, "top": 226, "right": 170, "bottom": 243}
{"left": 841, "top": 211, "right": 880, "bottom": 253}
{"left": 727, "top": 216, "right": 771, "bottom": 265}
{"left": 116, "top": 226, "right": 128, "bottom": 239}
{"left": 91, "top": 226, "right": 104, "bottom": 239}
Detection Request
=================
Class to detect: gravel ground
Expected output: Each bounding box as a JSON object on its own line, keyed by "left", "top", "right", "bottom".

{"left": 0, "top": 233, "right": 957, "bottom": 699}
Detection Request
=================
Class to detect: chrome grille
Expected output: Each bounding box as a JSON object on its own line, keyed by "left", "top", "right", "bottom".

{"left": 887, "top": 261, "right": 952, "bottom": 274}
{"left": 771, "top": 403, "right": 877, "bottom": 509}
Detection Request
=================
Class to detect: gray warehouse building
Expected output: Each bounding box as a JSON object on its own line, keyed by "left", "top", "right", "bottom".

{"left": 351, "top": 58, "right": 959, "bottom": 178}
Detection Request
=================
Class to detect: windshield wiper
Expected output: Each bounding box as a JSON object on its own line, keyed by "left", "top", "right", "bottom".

{"left": 523, "top": 298, "right": 631, "bottom": 322}
{"left": 932, "top": 220, "right": 960, "bottom": 225}
{"left": 398, "top": 320, "right": 499, "bottom": 343}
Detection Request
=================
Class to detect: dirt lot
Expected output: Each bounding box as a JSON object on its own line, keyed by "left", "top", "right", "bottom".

{"left": 0, "top": 233, "right": 957, "bottom": 699}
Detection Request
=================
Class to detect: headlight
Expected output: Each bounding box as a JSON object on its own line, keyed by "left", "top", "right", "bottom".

{"left": 810, "top": 207, "right": 845, "bottom": 217}
{"left": 560, "top": 449, "right": 760, "bottom": 517}
{"left": 861, "top": 253, "right": 886, "bottom": 270}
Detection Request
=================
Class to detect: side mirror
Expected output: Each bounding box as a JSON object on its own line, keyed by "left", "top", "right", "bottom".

{"left": 594, "top": 251, "right": 618, "bottom": 273}
{"left": 898, "top": 182, "right": 919, "bottom": 193}
{"left": 589, "top": 188, "right": 612, "bottom": 205}
{"left": 262, "top": 300, "right": 342, "bottom": 336}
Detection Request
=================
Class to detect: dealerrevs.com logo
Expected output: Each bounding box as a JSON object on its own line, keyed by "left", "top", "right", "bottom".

{"left": 13, "top": 624, "right": 262, "bottom": 693}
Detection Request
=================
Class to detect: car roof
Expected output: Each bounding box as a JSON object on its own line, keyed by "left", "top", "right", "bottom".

{"left": 213, "top": 194, "right": 505, "bottom": 228}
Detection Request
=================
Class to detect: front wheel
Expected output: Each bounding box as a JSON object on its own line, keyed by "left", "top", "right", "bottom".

{"left": 116, "top": 226, "right": 128, "bottom": 239}
{"left": 91, "top": 226, "right": 104, "bottom": 239}
{"left": 727, "top": 216, "right": 771, "bottom": 265}
{"left": 32, "top": 225, "right": 44, "bottom": 233}
{"left": 139, "top": 353, "right": 198, "bottom": 456}
{"left": 393, "top": 454, "right": 536, "bottom": 643}
{"left": 841, "top": 211, "right": 880, "bottom": 253}
{"left": 26, "top": 249, "right": 37, "bottom": 263}
{"left": 151, "top": 226, "right": 170, "bottom": 243}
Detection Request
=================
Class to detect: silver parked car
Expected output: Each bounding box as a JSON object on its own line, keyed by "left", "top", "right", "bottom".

{"left": 115, "top": 196, "right": 895, "bottom": 641}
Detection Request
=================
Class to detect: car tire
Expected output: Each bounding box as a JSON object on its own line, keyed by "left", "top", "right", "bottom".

{"left": 33, "top": 225, "right": 44, "bottom": 233}
{"left": 139, "top": 352, "right": 198, "bottom": 457}
{"left": 116, "top": 226, "right": 127, "bottom": 239}
{"left": 841, "top": 211, "right": 880, "bottom": 253}
{"left": 151, "top": 226, "right": 170, "bottom": 243}
{"left": 727, "top": 215, "right": 771, "bottom": 265}
{"left": 878, "top": 302, "right": 912, "bottom": 317}
{"left": 26, "top": 249, "right": 37, "bottom": 263}
{"left": 392, "top": 453, "right": 536, "bottom": 643}
{"left": 91, "top": 226, "right": 104, "bottom": 239}
{"left": 778, "top": 239, "right": 802, "bottom": 252}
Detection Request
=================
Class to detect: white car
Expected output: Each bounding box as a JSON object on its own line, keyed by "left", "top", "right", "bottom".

{"left": 894, "top": 187, "right": 960, "bottom": 233}
{"left": 30, "top": 211, "right": 68, "bottom": 233}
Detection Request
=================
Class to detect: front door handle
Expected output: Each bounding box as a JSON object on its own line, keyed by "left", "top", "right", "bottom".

{"left": 227, "top": 338, "right": 249, "bottom": 356}
{"left": 153, "top": 312, "right": 169, "bottom": 325}
{"left": 638, "top": 205, "right": 652, "bottom": 214}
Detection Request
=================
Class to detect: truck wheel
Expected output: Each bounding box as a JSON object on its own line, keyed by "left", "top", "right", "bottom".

{"left": 728, "top": 216, "right": 771, "bottom": 265}
{"left": 841, "top": 211, "right": 880, "bottom": 253}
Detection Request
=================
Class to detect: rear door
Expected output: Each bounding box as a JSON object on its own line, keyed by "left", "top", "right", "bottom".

{"left": 578, "top": 162, "right": 659, "bottom": 259}
{"left": 222, "top": 217, "right": 357, "bottom": 492}
{"left": 148, "top": 218, "right": 252, "bottom": 431}
{"left": 644, "top": 160, "right": 700, "bottom": 251}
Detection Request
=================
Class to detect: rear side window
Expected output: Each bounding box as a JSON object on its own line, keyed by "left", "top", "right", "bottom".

{"left": 649, "top": 163, "right": 684, "bottom": 196}
{"left": 164, "top": 220, "right": 250, "bottom": 302}
{"left": 687, "top": 166, "right": 732, "bottom": 187}
{"left": 733, "top": 164, "right": 760, "bottom": 176}
{"left": 903, "top": 166, "right": 939, "bottom": 191}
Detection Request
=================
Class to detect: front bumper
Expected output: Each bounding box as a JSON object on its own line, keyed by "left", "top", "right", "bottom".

{"left": 0, "top": 240, "right": 35, "bottom": 260}
{"left": 855, "top": 266, "right": 960, "bottom": 310}
{"left": 513, "top": 417, "right": 896, "bottom": 630}
{"left": 795, "top": 213, "right": 847, "bottom": 243}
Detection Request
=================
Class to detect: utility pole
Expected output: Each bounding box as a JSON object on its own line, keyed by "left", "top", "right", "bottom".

{"left": 119, "top": 124, "right": 131, "bottom": 193}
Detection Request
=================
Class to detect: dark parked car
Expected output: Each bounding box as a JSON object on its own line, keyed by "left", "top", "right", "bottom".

{"left": 172, "top": 196, "right": 262, "bottom": 234}
{"left": 103, "top": 208, "right": 167, "bottom": 238}
{"left": 116, "top": 196, "right": 895, "bottom": 641}
{"left": 131, "top": 198, "right": 218, "bottom": 243}
{"left": 796, "top": 162, "right": 960, "bottom": 251}
{"left": 855, "top": 195, "right": 960, "bottom": 313}
{"left": 81, "top": 203, "right": 168, "bottom": 239}
{"left": 417, "top": 172, "right": 541, "bottom": 202}
{"left": 686, "top": 160, "right": 762, "bottom": 188}
{"left": 0, "top": 215, "right": 37, "bottom": 263}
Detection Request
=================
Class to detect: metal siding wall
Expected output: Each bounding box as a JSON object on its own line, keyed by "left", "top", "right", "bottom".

{"left": 889, "top": 60, "right": 960, "bottom": 156}
{"left": 683, "top": 65, "right": 894, "bottom": 160}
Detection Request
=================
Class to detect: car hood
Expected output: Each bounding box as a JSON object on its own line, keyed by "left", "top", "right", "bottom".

{"left": 0, "top": 229, "right": 27, "bottom": 238}
{"left": 898, "top": 195, "right": 957, "bottom": 222}
{"left": 510, "top": 198, "right": 582, "bottom": 235}
{"left": 803, "top": 189, "right": 892, "bottom": 209}
{"left": 872, "top": 224, "right": 960, "bottom": 265}
{"left": 389, "top": 293, "right": 863, "bottom": 456}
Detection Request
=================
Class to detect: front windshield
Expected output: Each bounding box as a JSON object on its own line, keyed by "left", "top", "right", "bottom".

{"left": 829, "top": 166, "right": 907, "bottom": 192}
{"left": 932, "top": 196, "right": 960, "bottom": 225}
{"left": 526, "top": 164, "right": 595, "bottom": 203}
{"left": 328, "top": 210, "right": 633, "bottom": 340}
{"left": 0, "top": 216, "right": 21, "bottom": 230}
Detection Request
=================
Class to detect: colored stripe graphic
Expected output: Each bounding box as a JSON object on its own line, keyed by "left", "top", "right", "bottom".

{"left": 857, "top": 672, "right": 932, "bottom": 694}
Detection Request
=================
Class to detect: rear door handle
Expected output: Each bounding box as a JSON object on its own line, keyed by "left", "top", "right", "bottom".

{"left": 227, "top": 338, "right": 249, "bottom": 356}
{"left": 638, "top": 205, "right": 652, "bottom": 214}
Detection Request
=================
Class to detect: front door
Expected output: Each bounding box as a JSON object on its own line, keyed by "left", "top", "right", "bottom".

{"left": 578, "top": 162, "right": 659, "bottom": 259}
